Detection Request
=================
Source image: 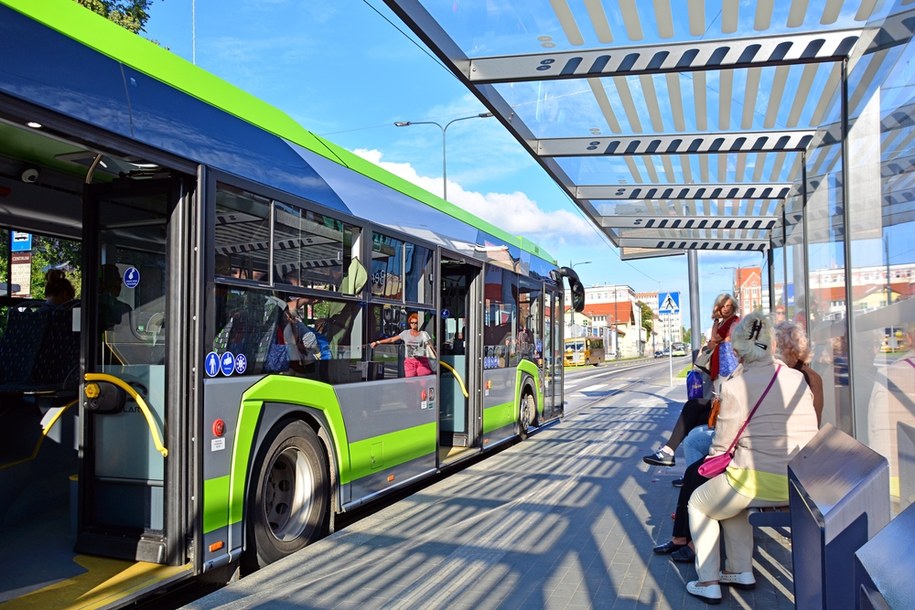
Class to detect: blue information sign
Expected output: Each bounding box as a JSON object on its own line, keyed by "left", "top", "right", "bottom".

{"left": 205, "top": 352, "right": 220, "bottom": 377}
{"left": 219, "top": 352, "right": 236, "bottom": 376}
{"left": 11, "top": 231, "right": 32, "bottom": 252}
{"left": 123, "top": 266, "right": 140, "bottom": 289}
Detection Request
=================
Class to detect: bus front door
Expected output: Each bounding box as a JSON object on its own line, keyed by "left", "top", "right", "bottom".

{"left": 543, "top": 288, "right": 563, "bottom": 420}
{"left": 438, "top": 255, "right": 481, "bottom": 460}
{"left": 77, "top": 177, "right": 192, "bottom": 565}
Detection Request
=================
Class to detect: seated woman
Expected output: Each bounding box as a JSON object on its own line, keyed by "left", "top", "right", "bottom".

{"left": 643, "top": 293, "right": 739, "bottom": 469}
{"left": 685, "top": 311, "right": 819, "bottom": 603}
{"left": 775, "top": 320, "right": 824, "bottom": 426}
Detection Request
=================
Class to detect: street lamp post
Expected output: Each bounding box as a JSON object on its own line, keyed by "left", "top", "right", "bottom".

{"left": 394, "top": 112, "right": 493, "bottom": 201}
{"left": 570, "top": 260, "right": 591, "bottom": 270}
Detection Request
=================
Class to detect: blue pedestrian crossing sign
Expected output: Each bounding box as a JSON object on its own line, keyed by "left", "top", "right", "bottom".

{"left": 658, "top": 291, "right": 680, "bottom": 314}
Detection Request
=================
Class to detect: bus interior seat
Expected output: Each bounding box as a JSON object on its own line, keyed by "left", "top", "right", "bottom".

{"left": 28, "top": 300, "right": 81, "bottom": 392}
{"left": 0, "top": 302, "right": 50, "bottom": 392}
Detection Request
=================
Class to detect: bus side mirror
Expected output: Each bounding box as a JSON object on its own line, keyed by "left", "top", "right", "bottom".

{"left": 559, "top": 267, "right": 586, "bottom": 313}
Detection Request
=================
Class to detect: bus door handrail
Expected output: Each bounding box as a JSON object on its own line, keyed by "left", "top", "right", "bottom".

{"left": 438, "top": 360, "right": 469, "bottom": 398}
{"left": 84, "top": 372, "right": 169, "bottom": 457}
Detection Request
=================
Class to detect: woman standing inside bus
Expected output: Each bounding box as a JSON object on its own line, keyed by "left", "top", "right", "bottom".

{"left": 371, "top": 312, "right": 436, "bottom": 377}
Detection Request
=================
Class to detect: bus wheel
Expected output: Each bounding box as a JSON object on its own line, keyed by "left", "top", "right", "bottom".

{"left": 246, "top": 420, "right": 329, "bottom": 570}
{"left": 519, "top": 391, "right": 536, "bottom": 439}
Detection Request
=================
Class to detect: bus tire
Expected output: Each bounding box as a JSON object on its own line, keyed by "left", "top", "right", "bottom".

{"left": 246, "top": 420, "right": 329, "bottom": 570}
{"left": 518, "top": 390, "right": 536, "bottom": 439}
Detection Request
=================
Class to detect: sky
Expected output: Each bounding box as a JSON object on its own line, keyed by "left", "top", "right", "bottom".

{"left": 143, "top": 0, "right": 766, "bottom": 331}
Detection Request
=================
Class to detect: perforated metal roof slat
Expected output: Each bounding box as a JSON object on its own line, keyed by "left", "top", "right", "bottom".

{"left": 600, "top": 215, "right": 779, "bottom": 229}
{"left": 465, "top": 29, "right": 861, "bottom": 83}
{"left": 578, "top": 183, "right": 793, "bottom": 200}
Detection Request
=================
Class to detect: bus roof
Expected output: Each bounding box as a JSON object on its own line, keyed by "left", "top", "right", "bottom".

{"left": 0, "top": 0, "right": 554, "bottom": 265}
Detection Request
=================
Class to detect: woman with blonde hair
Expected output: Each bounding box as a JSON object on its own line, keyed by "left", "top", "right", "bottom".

{"left": 708, "top": 292, "right": 740, "bottom": 384}
{"left": 685, "top": 311, "right": 819, "bottom": 603}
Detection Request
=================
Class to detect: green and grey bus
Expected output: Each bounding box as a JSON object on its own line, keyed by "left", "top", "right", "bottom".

{"left": 0, "top": 1, "right": 585, "bottom": 606}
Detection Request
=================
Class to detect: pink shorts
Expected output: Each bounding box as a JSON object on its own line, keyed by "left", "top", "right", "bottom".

{"left": 405, "top": 357, "right": 433, "bottom": 377}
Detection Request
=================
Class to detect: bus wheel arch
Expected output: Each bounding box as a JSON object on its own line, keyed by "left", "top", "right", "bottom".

{"left": 518, "top": 378, "right": 537, "bottom": 439}
{"left": 243, "top": 417, "right": 330, "bottom": 572}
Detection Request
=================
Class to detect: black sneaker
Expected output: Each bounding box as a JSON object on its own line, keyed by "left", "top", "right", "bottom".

{"left": 643, "top": 449, "right": 675, "bottom": 467}
{"left": 672, "top": 478, "right": 684, "bottom": 487}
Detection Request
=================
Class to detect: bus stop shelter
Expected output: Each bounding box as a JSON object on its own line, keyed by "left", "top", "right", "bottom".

{"left": 382, "top": 0, "right": 914, "bottom": 343}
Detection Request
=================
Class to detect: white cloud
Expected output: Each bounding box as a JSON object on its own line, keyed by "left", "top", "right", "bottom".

{"left": 352, "top": 148, "right": 596, "bottom": 245}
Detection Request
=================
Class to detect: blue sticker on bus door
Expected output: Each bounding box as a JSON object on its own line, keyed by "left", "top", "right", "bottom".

{"left": 205, "top": 352, "right": 220, "bottom": 377}
{"left": 123, "top": 266, "right": 140, "bottom": 289}
{"left": 220, "top": 352, "right": 236, "bottom": 376}
{"left": 234, "top": 353, "right": 247, "bottom": 374}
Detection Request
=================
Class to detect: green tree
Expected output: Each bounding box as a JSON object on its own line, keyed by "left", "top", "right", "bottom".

{"left": 636, "top": 301, "right": 653, "bottom": 334}
{"left": 73, "top": 0, "right": 155, "bottom": 33}
{"left": 683, "top": 327, "right": 691, "bottom": 344}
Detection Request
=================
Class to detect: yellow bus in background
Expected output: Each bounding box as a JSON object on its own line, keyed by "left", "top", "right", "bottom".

{"left": 565, "top": 337, "right": 605, "bottom": 366}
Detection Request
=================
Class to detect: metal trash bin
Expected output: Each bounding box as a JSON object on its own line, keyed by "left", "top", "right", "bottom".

{"left": 788, "top": 424, "right": 890, "bottom": 609}
{"left": 855, "top": 501, "right": 915, "bottom": 610}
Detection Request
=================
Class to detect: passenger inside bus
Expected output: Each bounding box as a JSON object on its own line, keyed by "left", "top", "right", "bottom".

{"left": 370, "top": 312, "right": 436, "bottom": 377}
{"left": 42, "top": 269, "right": 76, "bottom": 308}
{"left": 98, "top": 263, "right": 131, "bottom": 330}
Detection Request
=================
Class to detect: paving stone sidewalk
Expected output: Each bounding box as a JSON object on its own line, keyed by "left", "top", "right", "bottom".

{"left": 187, "top": 377, "right": 795, "bottom": 609}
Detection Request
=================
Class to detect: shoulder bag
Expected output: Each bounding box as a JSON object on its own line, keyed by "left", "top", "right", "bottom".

{"left": 698, "top": 364, "right": 782, "bottom": 477}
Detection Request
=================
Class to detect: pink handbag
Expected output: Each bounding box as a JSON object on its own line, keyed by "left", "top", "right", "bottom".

{"left": 698, "top": 365, "right": 782, "bottom": 478}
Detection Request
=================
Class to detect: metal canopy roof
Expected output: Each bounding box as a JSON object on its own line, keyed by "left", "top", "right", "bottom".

{"left": 383, "top": 0, "right": 913, "bottom": 260}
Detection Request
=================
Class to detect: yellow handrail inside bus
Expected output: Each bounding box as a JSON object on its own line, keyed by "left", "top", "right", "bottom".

{"left": 438, "top": 360, "right": 469, "bottom": 398}
{"left": 0, "top": 398, "right": 78, "bottom": 470}
{"left": 84, "top": 373, "right": 168, "bottom": 457}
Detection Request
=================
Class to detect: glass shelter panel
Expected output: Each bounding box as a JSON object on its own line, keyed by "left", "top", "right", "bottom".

{"left": 846, "top": 30, "right": 915, "bottom": 501}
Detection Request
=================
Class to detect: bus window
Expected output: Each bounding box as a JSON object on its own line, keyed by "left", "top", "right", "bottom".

{"left": 367, "top": 304, "right": 436, "bottom": 378}
{"left": 214, "top": 185, "right": 271, "bottom": 282}
{"left": 483, "top": 266, "right": 517, "bottom": 368}
{"left": 519, "top": 281, "right": 542, "bottom": 363}
{"left": 370, "top": 234, "right": 404, "bottom": 300}
{"left": 274, "top": 202, "right": 363, "bottom": 294}
{"left": 404, "top": 243, "right": 434, "bottom": 304}
{"left": 212, "top": 286, "right": 364, "bottom": 383}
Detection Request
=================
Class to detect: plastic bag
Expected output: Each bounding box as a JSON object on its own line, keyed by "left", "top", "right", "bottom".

{"left": 686, "top": 369, "right": 705, "bottom": 400}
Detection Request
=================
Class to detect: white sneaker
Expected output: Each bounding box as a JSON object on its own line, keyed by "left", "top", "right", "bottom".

{"left": 686, "top": 581, "right": 722, "bottom": 604}
{"left": 719, "top": 571, "right": 756, "bottom": 589}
